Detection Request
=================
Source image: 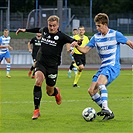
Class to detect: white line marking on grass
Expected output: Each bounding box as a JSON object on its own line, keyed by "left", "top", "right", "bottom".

{"left": 0, "top": 98, "right": 132, "bottom": 104}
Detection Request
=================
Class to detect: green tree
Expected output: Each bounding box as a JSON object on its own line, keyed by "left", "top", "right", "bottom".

{"left": 8, "top": 0, "right": 133, "bottom": 14}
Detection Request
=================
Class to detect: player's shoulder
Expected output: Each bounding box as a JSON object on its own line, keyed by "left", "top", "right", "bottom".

{"left": 40, "top": 27, "right": 48, "bottom": 34}
{"left": 57, "top": 30, "right": 70, "bottom": 38}
{"left": 108, "top": 29, "right": 123, "bottom": 37}
{"left": 1, "top": 35, "right": 4, "bottom": 38}
{"left": 109, "top": 29, "right": 116, "bottom": 33}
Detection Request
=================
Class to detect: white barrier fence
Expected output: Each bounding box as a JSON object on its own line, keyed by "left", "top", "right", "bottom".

{"left": 1, "top": 51, "right": 33, "bottom": 65}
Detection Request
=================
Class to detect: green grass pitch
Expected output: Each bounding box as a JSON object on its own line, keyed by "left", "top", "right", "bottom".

{"left": 0, "top": 69, "right": 132, "bottom": 133}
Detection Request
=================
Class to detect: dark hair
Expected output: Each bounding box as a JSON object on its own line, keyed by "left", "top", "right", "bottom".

{"left": 73, "top": 28, "right": 78, "bottom": 31}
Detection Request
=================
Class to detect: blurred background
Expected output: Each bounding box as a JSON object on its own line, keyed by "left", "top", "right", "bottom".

{"left": 0, "top": 0, "right": 133, "bottom": 67}
{"left": 1, "top": 0, "right": 133, "bottom": 33}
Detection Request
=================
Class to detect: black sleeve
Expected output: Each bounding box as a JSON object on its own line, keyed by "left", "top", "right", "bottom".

{"left": 26, "top": 28, "right": 41, "bottom": 33}
{"left": 61, "top": 32, "right": 75, "bottom": 43}
{"left": 30, "top": 38, "right": 34, "bottom": 44}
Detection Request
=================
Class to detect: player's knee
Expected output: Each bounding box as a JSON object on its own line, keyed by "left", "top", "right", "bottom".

{"left": 88, "top": 87, "right": 98, "bottom": 96}
{"left": 79, "top": 66, "right": 84, "bottom": 71}
{"left": 46, "top": 86, "right": 54, "bottom": 96}
{"left": 88, "top": 87, "right": 93, "bottom": 95}
{"left": 35, "top": 79, "right": 43, "bottom": 86}
{"left": 46, "top": 90, "right": 52, "bottom": 96}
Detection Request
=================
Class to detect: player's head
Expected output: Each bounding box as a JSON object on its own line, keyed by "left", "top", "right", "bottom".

{"left": 78, "top": 26, "right": 85, "bottom": 37}
{"left": 36, "top": 33, "right": 42, "bottom": 39}
{"left": 72, "top": 29, "right": 78, "bottom": 36}
{"left": 94, "top": 13, "right": 109, "bottom": 34}
{"left": 94, "top": 13, "right": 109, "bottom": 25}
{"left": 47, "top": 15, "right": 59, "bottom": 34}
{"left": 3, "top": 29, "right": 9, "bottom": 37}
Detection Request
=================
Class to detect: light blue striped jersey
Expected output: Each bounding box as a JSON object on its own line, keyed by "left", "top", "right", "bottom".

{"left": 86, "top": 29, "right": 128, "bottom": 68}
{"left": 0, "top": 35, "right": 11, "bottom": 53}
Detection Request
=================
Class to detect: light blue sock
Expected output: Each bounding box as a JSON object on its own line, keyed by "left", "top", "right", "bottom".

{"left": 6, "top": 63, "right": 11, "bottom": 74}
{"left": 99, "top": 84, "right": 112, "bottom": 113}
{"left": 92, "top": 93, "right": 102, "bottom": 108}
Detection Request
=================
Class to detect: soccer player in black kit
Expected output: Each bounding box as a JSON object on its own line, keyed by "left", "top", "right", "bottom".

{"left": 16, "top": 15, "right": 79, "bottom": 120}
{"left": 28, "top": 33, "right": 42, "bottom": 78}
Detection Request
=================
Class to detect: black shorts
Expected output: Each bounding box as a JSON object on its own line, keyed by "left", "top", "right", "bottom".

{"left": 35, "top": 61, "right": 58, "bottom": 86}
{"left": 73, "top": 53, "right": 86, "bottom": 66}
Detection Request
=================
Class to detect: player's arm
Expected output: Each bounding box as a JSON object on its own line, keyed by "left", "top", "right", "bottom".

{"left": 71, "top": 41, "right": 91, "bottom": 54}
{"left": 8, "top": 45, "right": 13, "bottom": 50}
{"left": 66, "top": 43, "right": 71, "bottom": 52}
{"left": 116, "top": 31, "right": 133, "bottom": 49}
{"left": 28, "top": 42, "right": 32, "bottom": 53}
{"left": 76, "top": 45, "right": 91, "bottom": 54}
{"left": 16, "top": 28, "right": 40, "bottom": 35}
{"left": 0, "top": 45, "right": 8, "bottom": 48}
{"left": 126, "top": 40, "right": 133, "bottom": 49}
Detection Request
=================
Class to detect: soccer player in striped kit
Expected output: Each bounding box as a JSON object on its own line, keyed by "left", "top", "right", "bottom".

{"left": 0, "top": 29, "right": 13, "bottom": 78}
{"left": 72, "top": 13, "right": 133, "bottom": 120}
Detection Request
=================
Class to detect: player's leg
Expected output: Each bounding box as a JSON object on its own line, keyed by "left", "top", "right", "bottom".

{"left": 28, "top": 57, "right": 35, "bottom": 77}
{"left": 0, "top": 54, "right": 4, "bottom": 64}
{"left": 46, "top": 67, "right": 62, "bottom": 105}
{"left": 31, "top": 61, "right": 36, "bottom": 78}
{"left": 28, "top": 66, "right": 33, "bottom": 77}
{"left": 73, "top": 66, "right": 78, "bottom": 75}
{"left": 88, "top": 80, "right": 114, "bottom": 120}
{"left": 68, "top": 61, "right": 73, "bottom": 78}
{"left": 96, "top": 71, "right": 115, "bottom": 120}
{"left": 32, "top": 70, "right": 44, "bottom": 120}
{"left": 73, "top": 64, "right": 84, "bottom": 87}
{"left": 46, "top": 85, "right": 62, "bottom": 105}
{"left": 5, "top": 51, "right": 11, "bottom": 78}
{"left": 88, "top": 82, "right": 102, "bottom": 108}
{"left": 5, "top": 58, "right": 11, "bottom": 78}
{"left": 98, "top": 66, "right": 120, "bottom": 120}
{"left": 98, "top": 81, "right": 115, "bottom": 120}
{"left": 68, "top": 54, "right": 76, "bottom": 78}
{"left": 73, "top": 55, "right": 85, "bottom": 87}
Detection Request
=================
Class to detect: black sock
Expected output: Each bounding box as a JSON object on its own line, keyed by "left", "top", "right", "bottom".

{"left": 69, "top": 62, "right": 74, "bottom": 70}
{"left": 33, "top": 85, "right": 42, "bottom": 109}
{"left": 30, "top": 66, "right": 35, "bottom": 71}
{"left": 51, "top": 87, "right": 58, "bottom": 96}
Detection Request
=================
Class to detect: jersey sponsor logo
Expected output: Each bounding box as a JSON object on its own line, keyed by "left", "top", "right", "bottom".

{"left": 41, "top": 37, "right": 57, "bottom": 46}
{"left": 100, "top": 46, "right": 109, "bottom": 51}
{"left": 35, "top": 42, "right": 41, "bottom": 46}
{"left": 48, "top": 74, "right": 57, "bottom": 79}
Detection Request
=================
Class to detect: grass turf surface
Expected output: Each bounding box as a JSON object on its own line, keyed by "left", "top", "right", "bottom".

{"left": 0, "top": 69, "right": 132, "bottom": 133}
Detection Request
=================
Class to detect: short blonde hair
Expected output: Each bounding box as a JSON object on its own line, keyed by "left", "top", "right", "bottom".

{"left": 47, "top": 15, "right": 60, "bottom": 23}
{"left": 94, "top": 13, "right": 109, "bottom": 25}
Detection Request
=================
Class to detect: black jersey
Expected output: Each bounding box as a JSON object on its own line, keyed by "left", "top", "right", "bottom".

{"left": 26, "top": 27, "right": 75, "bottom": 66}
{"left": 30, "top": 37, "right": 41, "bottom": 57}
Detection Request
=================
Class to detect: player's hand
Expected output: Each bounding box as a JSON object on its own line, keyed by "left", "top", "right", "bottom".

{"left": 16, "top": 28, "right": 26, "bottom": 35}
{"left": 77, "top": 39, "right": 83, "bottom": 45}
{"left": 29, "top": 49, "right": 32, "bottom": 53}
{"left": 8, "top": 46, "right": 13, "bottom": 50}
{"left": 71, "top": 41, "right": 79, "bottom": 47}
